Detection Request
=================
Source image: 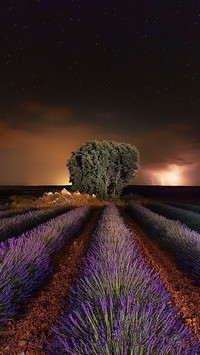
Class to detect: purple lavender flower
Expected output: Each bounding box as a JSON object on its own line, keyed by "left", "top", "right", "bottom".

{"left": 0, "top": 205, "right": 69, "bottom": 242}
{"left": 0, "top": 206, "right": 91, "bottom": 327}
{"left": 47, "top": 205, "right": 200, "bottom": 354}
{"left": 128, "top": 203, "right": 200, "bottom": 285}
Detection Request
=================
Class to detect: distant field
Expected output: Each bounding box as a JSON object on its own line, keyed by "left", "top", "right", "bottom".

{"left": 0, "top": 185, "right": 72, "bottom": 204}
{"left": 1, "top": 185, "right": 200, "bottom": 205}
{"left": 123, "top": 185, "right": 200, "bottom": 202}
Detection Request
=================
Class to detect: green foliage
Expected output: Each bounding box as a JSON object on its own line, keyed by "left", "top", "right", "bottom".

{"left": 67, "top": 140, "right": 140, "bottom": 200}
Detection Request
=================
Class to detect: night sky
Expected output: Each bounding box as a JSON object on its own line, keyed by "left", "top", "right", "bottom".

{"left": 0, "top": 1, "right": 200, "bottom": 186}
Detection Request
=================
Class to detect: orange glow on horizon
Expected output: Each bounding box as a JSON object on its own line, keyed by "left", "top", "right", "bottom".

{"left": 150, "top": 164, "right": 186, "bottom": 186}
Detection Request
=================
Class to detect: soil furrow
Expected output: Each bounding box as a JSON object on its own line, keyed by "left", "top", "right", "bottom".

{"left": 0, "top": 207, "right": 102, "bottom": 355}
{"left": 119, "top": 206, "right": 200, "bottom": 340}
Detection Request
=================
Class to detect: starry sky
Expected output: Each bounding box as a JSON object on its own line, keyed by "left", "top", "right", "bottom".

{"left": 0, "top": 0, "right": 200, "bottom": 186}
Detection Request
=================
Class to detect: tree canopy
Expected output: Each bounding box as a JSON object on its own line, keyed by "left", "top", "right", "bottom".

{"left": 67, "top": 140, "right": 140, "bottom": 200}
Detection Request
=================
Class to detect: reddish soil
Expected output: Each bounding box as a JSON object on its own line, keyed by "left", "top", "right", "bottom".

{"left": 0, "top": 207, "right": 102, "bottom": 355}
{"left": 119, "top": 206, "right": 200, "bottom": 341}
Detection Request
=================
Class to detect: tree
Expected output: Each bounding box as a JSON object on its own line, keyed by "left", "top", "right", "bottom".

{"left": 67, "top": 140, "right": 140, "bottom": 200}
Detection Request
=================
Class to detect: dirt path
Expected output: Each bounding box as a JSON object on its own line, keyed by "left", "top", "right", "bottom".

{"left": 119, "top": 206, "right": 200, "bottom": 340}
{"left": 0, "top": 207, "right": 102, "bottom": 355}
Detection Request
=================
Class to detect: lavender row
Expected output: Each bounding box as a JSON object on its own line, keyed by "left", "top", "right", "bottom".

{"left": 0, "top": 206, "right": 37, "bottom": 220}
{"left": 0, "top": 205, "right": 70, "bottom": 242}
{"left": 170, "top": 202, "right": 200, "bottom": 215}
{"left": 146, "top": 203, "right": 200, "bottom": 234}
{"left": 128, "top": 203, "right": 200, "bottom": 286}
{"left": 46, "top": 205, "right": 199, "bottom": 354}
{"left": 0, "top": 206, "right": 91, "bottom": 326}
{"left": 0, "top": 205, "right": 10, "bottom": 211}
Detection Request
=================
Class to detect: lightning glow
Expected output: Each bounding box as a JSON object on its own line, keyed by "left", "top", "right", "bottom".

{"left": 151, "top": 165, "right": 186, "bottom": 186}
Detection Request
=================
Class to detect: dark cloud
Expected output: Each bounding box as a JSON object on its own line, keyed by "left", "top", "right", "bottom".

{"left": 170, "top": 157, "right": 193, "bottom": 166}
{"left": 0, "top": 1, "right": 200, "bottom": 185}
{"left": 1, "top": 102, "right": 71, "bottom": 132}
{"left": 0, "top": 100, "right": 200, "bottom": 185}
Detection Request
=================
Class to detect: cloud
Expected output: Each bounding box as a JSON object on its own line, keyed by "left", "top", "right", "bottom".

{"left": 0, "top": 122, "right": 96, "bottom": 184}
{"left": 121, "top": 124, "right": 200, "bottom": 186}
{"left": 1, "top": 101, "right": 72, "bottom": 133}
{"left": 168, "top": 157, "right": 193, "bottom": 166}
{"left": 0, "top": 118, "right": 132, "bottom": 185}
{"left": 0, "top": 102, "right": 200, "bottom": 185}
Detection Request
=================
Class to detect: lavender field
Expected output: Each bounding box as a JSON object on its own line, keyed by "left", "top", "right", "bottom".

{"left": 0, "top": 201, "right": 200, "bottom": 354}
